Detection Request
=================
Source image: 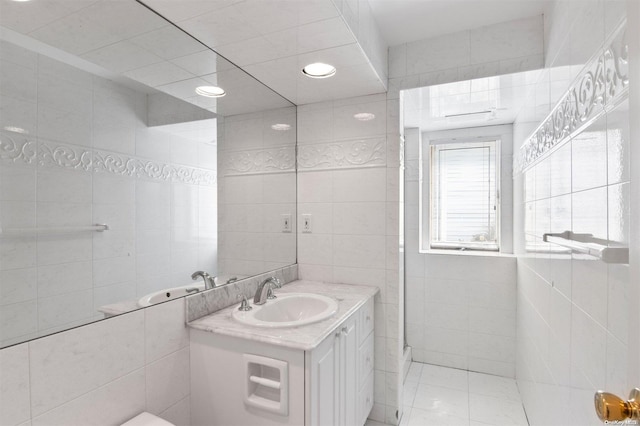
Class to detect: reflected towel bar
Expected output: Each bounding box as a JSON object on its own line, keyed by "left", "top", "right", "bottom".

{"left": 0, "top": 223, "right": 109, "bottom": 237}
{"left": 542, "top": 231, "right": 629, "bottom": 264}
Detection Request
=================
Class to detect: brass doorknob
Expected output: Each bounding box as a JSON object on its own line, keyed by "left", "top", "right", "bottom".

{"left": 594, "top": 388, "right": 640, "bottom": 422}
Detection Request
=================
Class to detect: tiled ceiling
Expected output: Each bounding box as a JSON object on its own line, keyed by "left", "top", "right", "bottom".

{"left": 0, "top": 0, "right": 388, "bottom": 110}
{"left": 2, "top": 0, "right": 551, "bottom": 112}
{"left": 141, "top": 0, "right": 388, "bottom": 105}
{"left": 0, "top": 0, "right": 294, "bottom": 116}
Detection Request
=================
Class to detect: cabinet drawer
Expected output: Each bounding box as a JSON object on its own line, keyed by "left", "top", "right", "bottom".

{"left": 358, "top": 299, "right": 374, "bottom": 345}
{"left": 357, "top": 371, "right": 374, "bottom": 425}
{"left": 358, "top": 333, "right": 374, "bottom": 389}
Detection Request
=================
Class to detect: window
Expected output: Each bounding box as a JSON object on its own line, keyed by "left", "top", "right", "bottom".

{"left": 428, "top": 140, "right": 500, "bottom": 251}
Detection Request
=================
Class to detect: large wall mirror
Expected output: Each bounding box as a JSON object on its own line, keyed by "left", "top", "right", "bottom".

{"left": 0, "top": 0, "right": 297, "bottom": 348}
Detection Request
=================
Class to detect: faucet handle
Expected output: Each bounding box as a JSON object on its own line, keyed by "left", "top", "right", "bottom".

{"left": 191, "top": 271, "right": 216, "bottom": 290}
{"left": 238, "top": 295, "right": 252, "bottom": 311}
{"left": 208, "top": 275, "right": 217, "bottom": 289}
{"left": 267, "top": 277, "right": 282, "bottom": 299}
{"left": 267, "top": 285, "right": 277, "bottom": 300}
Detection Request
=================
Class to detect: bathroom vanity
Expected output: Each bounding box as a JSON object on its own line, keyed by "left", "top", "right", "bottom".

{"left": 189, "top": 280, "right": 377, "bottom": 426}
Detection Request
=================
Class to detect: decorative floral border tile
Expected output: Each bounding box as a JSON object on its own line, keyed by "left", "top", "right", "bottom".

{"left": 516, "top": 21, "right": 628, "bottom": 173}
{"left": 39, "top": 140, "right": 93, "bottom": 172}
{"left": 0, "top": 134, "right": 216, "bottom": 186}
{"left": 297, "top": 137, "right": 386, "bottom": 171}
{"left": 0, "top": 134, "right": 37, "bottom": 166}
{"left": 221, "top": 146, "right": 295, "bottom": 176}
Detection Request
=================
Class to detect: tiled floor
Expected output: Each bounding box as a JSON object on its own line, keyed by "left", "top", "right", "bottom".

{"left": 367, "top": 362, "right": 529, "bottom": 426}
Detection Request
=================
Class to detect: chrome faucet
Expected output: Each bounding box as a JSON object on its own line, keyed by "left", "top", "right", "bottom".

{"left": 253, "top": 277, "right": 282, "bottom": 305}
{"left": 191, "top": 271, "right": 216, "bottom": 290}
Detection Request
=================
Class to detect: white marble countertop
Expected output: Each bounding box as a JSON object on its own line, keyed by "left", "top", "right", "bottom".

{"left": 187, "top": 280, "right": 379, "bottom": 351}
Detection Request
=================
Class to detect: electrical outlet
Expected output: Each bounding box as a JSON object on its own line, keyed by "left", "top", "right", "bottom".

{"left": 281, "top": 214, "right": 292, "bottom": 233}
{"left": 302, "top": 214, "right": 312, "bottom": 233}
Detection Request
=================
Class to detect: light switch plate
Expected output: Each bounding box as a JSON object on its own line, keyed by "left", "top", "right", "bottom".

{"left": 281, "top": 214, "right": 292, "bottom": 233}
{"left": 302, "top": 214, "right": 312, "bottom": 233}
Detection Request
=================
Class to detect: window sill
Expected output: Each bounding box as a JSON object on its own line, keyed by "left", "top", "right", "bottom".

{"left": 418, "top": 248, "right": 515, "bottom": 258}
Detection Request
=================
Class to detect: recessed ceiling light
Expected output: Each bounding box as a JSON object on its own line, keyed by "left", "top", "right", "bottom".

{"left": 3, "top": 126, "right": 28, "bottom": 134}
{"left": 302, "top": 63, "right": 336, "bottom": 79}
{"left": 271, "top": 123, "right": 291, "bottom": 131}
{"left": 353, "top": 113, "right": 375, "bottom": 121}
{"left": 195, "top": 86, "right": 226, "bottom": 98}
{"left": 10, "top": 0, "right": 31, "bottom": 2}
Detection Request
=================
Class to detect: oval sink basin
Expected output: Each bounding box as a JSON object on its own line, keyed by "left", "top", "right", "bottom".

{"left": 137, "top": 283, "right": 205, "bottom": 307}
{"left": 231, "top": 293, "right": 338, "bottom": 328}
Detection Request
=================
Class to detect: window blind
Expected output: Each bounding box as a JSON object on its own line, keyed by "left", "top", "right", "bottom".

{"left": 430, "top": 141, "right": 498, "bottom": 250}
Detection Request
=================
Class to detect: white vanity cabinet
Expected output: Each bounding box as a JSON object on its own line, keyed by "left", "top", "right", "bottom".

{"left": 306, "top": 298, "right": 374, "bottom": 426}
{"left": 357, "top": 298, "right": 375, "bottom": 423}
{"left": 189, "top": 291, "right": 375, "bottom": 426}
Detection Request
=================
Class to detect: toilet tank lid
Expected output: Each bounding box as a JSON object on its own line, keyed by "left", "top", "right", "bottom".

{"left": 121, "top": 412, "right": 175, "bottom": 426}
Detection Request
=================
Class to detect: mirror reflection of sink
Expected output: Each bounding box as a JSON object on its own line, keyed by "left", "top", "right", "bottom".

{"left": 137, "top": 283, "right": 205, "bottom": 307}
{"left": 231, "top": 293, "right": 338, "bottom": 328}
{"left": 137, "top": 275, "right": 242, "bottom": 307}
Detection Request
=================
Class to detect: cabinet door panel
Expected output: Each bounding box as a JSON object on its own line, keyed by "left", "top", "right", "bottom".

{"left": 311, "top": 331, "right": 340, "bottom": 426}
{"left": 357, "top": 372, "right": 374, "bottom": 426}
{"left": 358, "top": 300, "right": 374, "bottom": 345}
{"left": 341, "top": 315, "right": 358, "bottom": 426}
{"left": 358, "top": 333, "right": 374, "bottom": 389}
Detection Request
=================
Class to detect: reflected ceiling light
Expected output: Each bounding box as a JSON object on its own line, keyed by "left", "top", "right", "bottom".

{"left": 271, "top": 123, "right": 291, "bottom": 131}
{"left": 195, "top": 86, "right": 226, "bottom": 98}
{"left": 353, "top": 113, "right": 375, "bottom": 121}
{"left": 3, "top": 126, "right": 28, "bottom": 134}
{"left": 302, "top": 63, "right": 336, "bottom": 79}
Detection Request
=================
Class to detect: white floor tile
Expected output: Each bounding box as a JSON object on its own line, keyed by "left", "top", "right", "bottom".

{"left": 399, "top": 406, "right": 412, "bottom": 426}
{"left": 407, "top": 407, "right": 470, "bottom": 426}
{"left": 406, "top": 362, "right": 423, "bottom": 382}
{"left": 401, "top": 362, "right": 529, "bottom": 426}
{"left": 420, "top": 364, "right": 469, "bottom": 391}
{"left": 404, "top": 380, "right": 419, "bottom": 406}
{"left": 468, "top": 371, "right": 521, "bottom": 401}
{"left": 469, "top": 394, "right": 528, "bottom": 426}
{"left": 413, "top": 384, "right": 470, "bottom": 418}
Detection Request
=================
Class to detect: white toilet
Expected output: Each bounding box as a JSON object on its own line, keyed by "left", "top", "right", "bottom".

{"left": 121, "top": 412, "right": 175, "bottom": 426}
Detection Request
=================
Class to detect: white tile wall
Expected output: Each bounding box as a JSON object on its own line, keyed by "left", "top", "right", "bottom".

{"left": 387, "top": 16, "right": 544, "bottom": 99}
{"left": 297, "top": 93, "right": 404, "bottom": 424}
{"left": 0, "top": 41, "right": 217, "bottom": 347}
{"left": 513, "top": 3, "right": 630, "bottom": 425}
{"left": 146, "top": 347, "right": 190, "bottom": 415}
{"left": 216, "top": 107, "right": 297, "bottom": 278}
{"left": 0, "top": 298, "right": 190, "bottom": 426}
{"left": 330, "top": 0, "right": 388, "bottom": 85}
{"left": 405, "top": 253, "right": 517, "bottom": 377}
{"left": 0, "top": 344, "right": 31, "bottom": 425}
{"left": 31, "top": 369, "right": 146, "bottom": 426}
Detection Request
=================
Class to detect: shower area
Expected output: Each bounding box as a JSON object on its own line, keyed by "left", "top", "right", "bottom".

{"left": 399, "top": 2, "right": 637, "bottom": 425}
